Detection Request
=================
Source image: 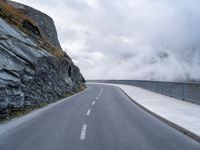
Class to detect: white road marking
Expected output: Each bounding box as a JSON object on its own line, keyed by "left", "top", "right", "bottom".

{"left": 86, "top": 109, "right": 91, "bottom": 116}
{"left": 92, "top": 101, "right": 96, "bottom": 105}
{"left": 80, "top": 124, "right": 87, "bottom": 140}
{"left": 96, "top": 96, "right": 99, "bottom": 100}
{"left": 100, "top": 89, "right": 103, "bottom": 94}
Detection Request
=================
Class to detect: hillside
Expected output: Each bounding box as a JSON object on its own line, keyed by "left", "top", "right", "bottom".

{"left": 0, "top": 0, "right": 85, "bottom": 119}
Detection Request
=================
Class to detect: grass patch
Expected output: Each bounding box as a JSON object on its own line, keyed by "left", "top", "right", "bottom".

{"left": 0, "top": 0, "right": 67, "bottom": 57}
{"left": 0, "top": 0, "right": 40, "bottom": 36}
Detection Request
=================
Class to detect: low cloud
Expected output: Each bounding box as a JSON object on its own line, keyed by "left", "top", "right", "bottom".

{"left": 15, "top": 0, "right": 200, "bottom": 81}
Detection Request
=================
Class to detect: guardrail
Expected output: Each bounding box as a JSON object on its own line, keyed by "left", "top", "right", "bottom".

{"left": 87, "top": 80, "right": 200, "bottom": 105}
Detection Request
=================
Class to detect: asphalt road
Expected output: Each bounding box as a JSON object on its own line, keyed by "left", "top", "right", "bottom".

{"left": 0, "top": 84, "right": 199, "bottom": 150}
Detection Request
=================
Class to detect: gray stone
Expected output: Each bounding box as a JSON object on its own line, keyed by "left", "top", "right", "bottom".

{"left": 0, "top": 2, "right": 85, "bottom": 118}
{"left": 8, "top": 0, "right": 62, "bottom": 50}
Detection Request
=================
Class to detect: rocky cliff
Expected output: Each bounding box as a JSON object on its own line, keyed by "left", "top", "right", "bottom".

{"left": 0, "top": 0, "right": 85, "bottom": 119}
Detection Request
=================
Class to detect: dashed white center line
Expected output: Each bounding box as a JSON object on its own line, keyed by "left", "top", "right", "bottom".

{"left": 86, "top": 109, "right": 91, "bottom": 116}
{"left": 80, "top": 124, "right": 87, "bottom": 140}
{"left": 92, "top": 101, "right": 96, "bottom": 105}
{"left": 96, "top": 96, "right": 99, "bottom": 100}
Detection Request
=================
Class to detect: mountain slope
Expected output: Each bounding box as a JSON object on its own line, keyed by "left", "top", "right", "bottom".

{"left": 0, "top": 0, "right": 85, "bottom": 119}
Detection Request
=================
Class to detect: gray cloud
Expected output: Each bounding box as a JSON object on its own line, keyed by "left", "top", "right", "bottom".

{"left": 15, "top": 0, "right": 200, "bottom": 81}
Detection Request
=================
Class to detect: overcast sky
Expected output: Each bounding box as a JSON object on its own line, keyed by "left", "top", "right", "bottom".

{"left": 15, "top": 0, "right": 200, "bottom": 81}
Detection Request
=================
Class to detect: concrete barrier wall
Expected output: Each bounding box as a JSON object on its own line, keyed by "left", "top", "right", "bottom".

{"left": 87, "top": 80, "right": 200, "bottom": 105}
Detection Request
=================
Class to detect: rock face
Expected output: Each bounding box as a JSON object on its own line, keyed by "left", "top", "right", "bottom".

{"left": 8, "top": 0, "right": 62, "bottom": 50}
{"left": 0, "top": 1, "right": 85, "bottom": 118}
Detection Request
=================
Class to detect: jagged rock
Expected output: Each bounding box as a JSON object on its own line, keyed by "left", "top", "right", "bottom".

{"left": 8, "top": 0, "right": 62, "bottom": 50}
{"left": 0, "top": 1, "right": 85, "bottom": 118}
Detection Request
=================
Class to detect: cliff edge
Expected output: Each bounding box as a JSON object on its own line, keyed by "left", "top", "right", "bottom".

{"left": 0, "top": 0, "right": 85, "bottom": 119}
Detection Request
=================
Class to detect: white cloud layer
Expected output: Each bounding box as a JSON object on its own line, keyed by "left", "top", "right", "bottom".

{"left": 15, "top": 0, "right": 200, "bottom": 81}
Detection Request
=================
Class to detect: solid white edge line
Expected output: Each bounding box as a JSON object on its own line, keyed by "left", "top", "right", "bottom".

{"left": 80, "top": 124, "right": 87, "bottom": 140}
{"left": 0, "top": 87, "right": 89, "bottom": 136}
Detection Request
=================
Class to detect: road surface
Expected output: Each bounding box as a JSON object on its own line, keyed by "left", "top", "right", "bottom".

{"left": 0, "top": 84, "right": 199, "bottom": 150}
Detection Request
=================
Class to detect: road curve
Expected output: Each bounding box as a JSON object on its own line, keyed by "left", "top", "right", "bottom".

{"left": 0, "top": 84, "right": 199, "bottom": 150}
